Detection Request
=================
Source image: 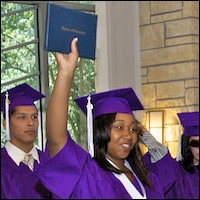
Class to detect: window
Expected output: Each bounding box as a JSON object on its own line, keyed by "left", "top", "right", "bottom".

{"left": 1, "top": 1, "right": 42, "bottom": 147}
{"left": 1, "top": 1, "right": 96, "bottom": 151}
{"left": 45, "top": 1, "right": 96, "bottom": 150}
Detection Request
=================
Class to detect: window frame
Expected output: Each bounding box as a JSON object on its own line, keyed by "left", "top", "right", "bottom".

{"left": 1, "top": 1, "right": 96, "bottom": 150}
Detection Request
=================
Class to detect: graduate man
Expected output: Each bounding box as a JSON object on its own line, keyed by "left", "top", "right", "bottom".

{"left": 1, "top": 83, "right": 50, "bottom": 199}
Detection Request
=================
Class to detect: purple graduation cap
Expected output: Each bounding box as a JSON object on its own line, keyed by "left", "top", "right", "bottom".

{"left": 1, "top": 83, "right": 46, "bottom": 141}
{"left": 177, "top": 111, "right": 199, "bottom": 137}
{"left": 74, "top": 87, "right": 144, "bottom": 118}
{"left": 176, "top": 111, "right": 199, "bottom": 161}
{"left": 74, "top": 87, "right": 143, "bottom": 157}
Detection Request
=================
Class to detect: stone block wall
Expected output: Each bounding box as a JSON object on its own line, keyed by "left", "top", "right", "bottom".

{"left": 139, "top": 1, "right": 199, "bottom": 157}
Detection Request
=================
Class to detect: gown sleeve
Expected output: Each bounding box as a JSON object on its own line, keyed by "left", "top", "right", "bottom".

{"left": 35, "top": 133, "right": 88, "bottom": 198}
{"left": 35, "top": 132, "right": 166, "bottom": 199}
{"left": 141, "top": 131, "right": 177, "bottom": 194}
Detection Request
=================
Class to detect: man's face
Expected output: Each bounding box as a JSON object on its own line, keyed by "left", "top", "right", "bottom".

{"left": 4, "top": 106, "right": 39, "bottom": 148}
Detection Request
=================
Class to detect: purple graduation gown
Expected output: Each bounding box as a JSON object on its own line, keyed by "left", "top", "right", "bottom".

{"left": 1, "top": 147, "right": 49, "bottom": 199}
{"left": 143, "top": 151, "right": 177, "bottom": 195}
{"left": 35, "top": 134, "right": 164, "bottom": 199}
{"left": 164, "top": 162, "right": 199, "bottom": 199}
{"left": 143, "top": 151, "right": 199, "bottom": 199}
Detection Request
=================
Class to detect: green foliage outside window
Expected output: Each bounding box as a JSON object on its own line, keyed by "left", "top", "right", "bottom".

{"left": 1, "top": 1, "right": 96, "bottom": 151}
{"left": 48, "top": 52, "right": 96, "bottom": 150}
{"left": 1, "top": 2, "right": 40, "bottom": 147}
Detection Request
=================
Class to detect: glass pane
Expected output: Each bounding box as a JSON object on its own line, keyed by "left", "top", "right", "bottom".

{"left": 48, "top": 53, "right": 95, "bottom": 150}
{"left": 150, "top": 112, "right": 163, "bottom": 127}
{"left": 149, "top": 128, "right": 163, "bottom": 143}
{"left": 1, "top": 2, "right": 33, "bottom": 14}
{"left": 1, "top": 5, "right": 36, "bottom": 48}
{"left": 1, "top": 2, "right": 41, "bottom": 148}
{"left": 1, "top": 44, "right": 38, "bottom": 84}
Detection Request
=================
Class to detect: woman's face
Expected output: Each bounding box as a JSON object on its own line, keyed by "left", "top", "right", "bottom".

{"left": 106, "top": 113, "right": 138, "bottom": 165}
{"left": 189, "top": 136, "right": 199, "bottom": 166}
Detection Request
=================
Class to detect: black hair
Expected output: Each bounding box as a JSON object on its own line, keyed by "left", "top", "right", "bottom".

{"left": 3, "top": 108, "right": 14, "bottom": 119}
{"left": 93, "top": 113, "right": 152, "bottom": 188}
{"left": 180, "top": 134, "right": 196, "bottom": 173}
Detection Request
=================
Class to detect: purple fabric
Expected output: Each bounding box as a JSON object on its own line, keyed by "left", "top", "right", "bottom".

{"left": 92, "top": 97, "right": 134, "bottom": 118}
{"left": 74, "top": 87, "right": 144, "bottom": 118}
{"left": 35, "top": 134, "right": 164, "bottom": 199}
{"left": 143, "top": 151, "right": 199, "bottom": 199}
{"left": 164, "top": 162, "right": 199, "bottom": 199}
{"left": 143, "top": 151, "right": 177, "bottom": 195}
{"left": 177, "top": 111, "right": 199, "bottom": 136}
{"left": 1, "top": 147, "right": 49, "bottom": 199}
{"left": 1, "top": 83, "right": 45, "bottom": 116}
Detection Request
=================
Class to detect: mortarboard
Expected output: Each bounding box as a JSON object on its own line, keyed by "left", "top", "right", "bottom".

{"left": 177, "top": 111, "right": 199, "bottom": 137}
{"left": 74, "top": 87, "right": 144, "bottom": 157}
{"left": 74, "top": 87, "right": 144, "bottom": 118}
{"left": 176, "top": 111, "right": 199, "bottom": 161}
{"left": 1, "top": 83, "right": 46, "bottom": 141}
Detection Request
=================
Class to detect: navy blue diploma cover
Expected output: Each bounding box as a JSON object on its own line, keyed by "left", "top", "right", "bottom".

{"left": 44, "top": 3, "right": 97, "bottom": 60}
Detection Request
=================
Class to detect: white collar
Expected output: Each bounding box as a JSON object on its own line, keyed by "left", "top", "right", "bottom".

{"left": 5, "top": 141, "right": 40, "bottom": 166}
{"left": 106, "top": 158, "right": 147, "bottom": 199}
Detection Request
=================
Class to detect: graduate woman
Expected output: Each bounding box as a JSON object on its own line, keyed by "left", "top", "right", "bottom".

{"left": 35, "top": 38, "right": 165, "bottom": 199}
{"left": 164, "top": 111, "right": 199, "bottom": 199}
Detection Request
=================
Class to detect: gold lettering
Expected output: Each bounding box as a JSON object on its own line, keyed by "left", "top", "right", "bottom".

{"left": 61, "top": 26, "right": 85, "bottom": 35}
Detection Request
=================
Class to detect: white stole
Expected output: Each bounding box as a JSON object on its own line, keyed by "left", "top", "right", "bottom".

{"left": 107, "top": 158, "right": 147, "bottom": 199}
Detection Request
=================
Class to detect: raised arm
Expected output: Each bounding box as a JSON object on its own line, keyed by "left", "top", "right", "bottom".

{"left": 46, "top": 38, "right": 79, "bottom": 158}
{"left": 137, "top": 120, "right": 177, "bottom": 195}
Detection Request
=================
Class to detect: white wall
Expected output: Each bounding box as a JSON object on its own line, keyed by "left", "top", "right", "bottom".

{"left": 95, "top": 1, "right": 143, "bottom": 120}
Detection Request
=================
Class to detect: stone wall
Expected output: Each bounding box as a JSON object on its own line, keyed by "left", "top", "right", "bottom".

{"left": 139, "top": 1, "right": 199, "bottom": 157}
